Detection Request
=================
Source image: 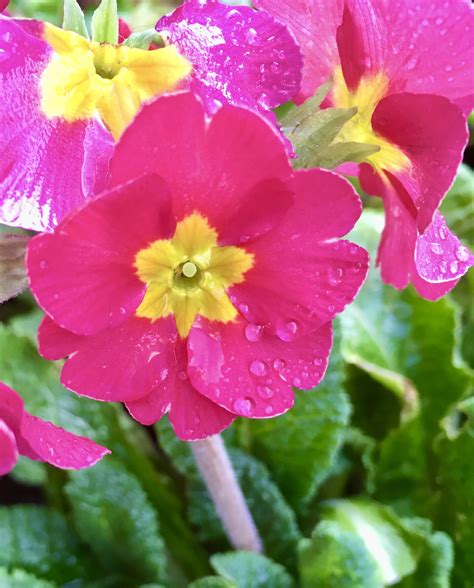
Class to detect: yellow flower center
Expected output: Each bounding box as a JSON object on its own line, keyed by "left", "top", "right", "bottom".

{"left": 134, "top": 213, "right": 254, "bottom": 338}
{"left": 332, "top": 68, "right": 410, "bottom": 172}
{"left": 40, "top": 24, "right": 192, "bottom": 141}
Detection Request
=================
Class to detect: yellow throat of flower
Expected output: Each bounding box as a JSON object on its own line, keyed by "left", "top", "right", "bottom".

{"left": 332, "top": 68, "right": 410, "bottom": 173}
{"left": 40, "top": 24, "right": 192, "bottom": 141}
{"left": 134, "top": 214, "right": 255, "bottom": 338}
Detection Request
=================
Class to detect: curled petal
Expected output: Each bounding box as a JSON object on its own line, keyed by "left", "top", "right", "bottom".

{"left": 0, "top": 419, "right": 18, "bottom": 476}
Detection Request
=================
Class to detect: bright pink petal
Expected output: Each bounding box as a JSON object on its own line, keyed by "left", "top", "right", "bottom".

{"left": 127, "top": 339, "right": 236, "bottom": 440}
{"left": 188, "top": 318, "right": 332, "bottom": 419}
{"left": 411, "top": 270, "right": 459, "bottom": 301}
{"left": 372, "top": 93, "right": 468, "bottom": 232}
{"left": 254, "top": 0, "right": 343, "bottom": 102}
{"left": 156, "top": 1, "right": 302, "bottom": 114}
{"left": 118, "top": 18, "right": 132, "bottom": 42}
{"left": 415, "top": 212, "right": 474, "bottom": 283}
{"left": 110, "top": 94, "right": 294, "bottom": 243}
{"left": 28, "top": 175, "right": 173, "bottom": 336}
{"left": 229, "top": 169, "right": 367, "bottom": 334}
{"left": 0, "top": 419, "right": 18, "bottom": 476}
{"left": 19, "top": 413, "right": 110, "bottom": 470}
{"left": 0, "top": 382, "right": 24, "bottom": 432}
{"left": 0, "top": 18, "right": 113, "bottom": 232}
{"left": 38, "top": 315, "right": 85, "bottom": 361}
{"left": 336, "top": 2, "right": 368, "bottom": 91}
{"left": 60, "top": 317, "right": 177, "bottom": 403}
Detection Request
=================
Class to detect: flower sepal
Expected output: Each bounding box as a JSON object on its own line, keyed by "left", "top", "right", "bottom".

{"left": 91, "top": 0, "right": 118, "bottom": 44}
{"left": 62, "top": 0, "right": 89, "bottom": 39}
{"left": 123, "top": 29, "right": 163, "bottom": 50}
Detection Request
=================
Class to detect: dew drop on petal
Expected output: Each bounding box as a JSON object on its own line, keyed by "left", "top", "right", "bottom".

{"left": 249, "top": 360, "right": 268, "bottom": 377}
{"left": 264, "top": 405, "right": 274, "bottom": 415}
{"left": 276, "top": 320, "right": 299, "bottom": 342}
{"left": 273, "top": 358, "right": 286, "bottom": 372}
{"left": 430, "top": 243, "right": 443, "bottom": 255}
{"left": 450, "top": 260, "right": 459, "bottom": 274}
{"left": 233, "top": 397, "right": 255, "bottom": 416}
{"left": 256, "top": 385, "right": 274, "bottom": 399}
{"left": 456, "top": 246, "right": 469, "bottom": 262}
{"left": 245, "top": 323, "right": 263, "bottom": 342}
{"left": 292, "top": 377, "right": 302, "bottom": 387}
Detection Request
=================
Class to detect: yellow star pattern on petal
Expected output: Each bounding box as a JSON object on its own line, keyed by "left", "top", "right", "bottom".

{"left": 135, "top": 213, "right": 254, "bottom": 338}
{"left": 40, "top": 24, "right": 192, "bottom": 141}
{"left": 332, "top": 68, "right": 410, "bottom": 173}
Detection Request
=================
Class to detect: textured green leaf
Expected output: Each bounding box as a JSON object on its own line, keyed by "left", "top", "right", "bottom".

{"left": 440, "top": 163, "right": 474, "bottom": 250}
{"left": 341, "top": 210, "right": 470, "bottom": 435}
{"left": 189, "top": 578, "right": 237, "bottom": 588}
{"left": 0, "top": 506, "right": 91, "bottom": 584}
{"left": 397, "top": 519, "right": 453, "bottom": 588}
{"left": 321, "top": 499, "right": 419, "bottom": 584}
{"left": 298, "top": 520, "right": 381, "bottom": 588}
{"left": 188, "top": 449, "right": 301, "bottom": 571}
{"left": 123, "top": 29, "right": 158, "bottom": 49}
{"left": 246, "top": 322, "right": 351, "bottom": 509}
{"left": 211, "top": 552, "right": 294, "bottom": 588}
{"left": 66, "top": 459, "right": 167, "bottom": 585}
{"left": 62, "top": 0, "right": 89, "bottom": 38}
{"left": 310, "top": 141, "right": 380, "bottom": 170}
{"left": 435, "top": 397, "right": 474, "bottom": 588}
{"left": 0, "top": 568, "right": 57, "bottom": 588}
{"left": 91, "top": 0, "right": 118, "bottom": 44}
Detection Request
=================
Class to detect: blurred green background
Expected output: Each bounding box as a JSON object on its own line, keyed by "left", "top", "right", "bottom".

{"left": 0, "top": 1, "right": 473, "bottom": 587}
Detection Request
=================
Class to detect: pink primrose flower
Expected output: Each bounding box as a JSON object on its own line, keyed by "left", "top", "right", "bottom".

{"left": 27, "top": 92, "right": 368, "bottom": 441}
{"left": 0, "top": 382, "right": 110, "bottom": 476}
{"left": 256, "top": 0, "right": 474, "bottom": 299}
{"left": 0, "top": 2, "right": 302, "bottom": 232}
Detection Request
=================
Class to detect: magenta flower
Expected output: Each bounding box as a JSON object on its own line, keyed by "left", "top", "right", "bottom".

{"left": 257, "top": 0, "right": 474, "bottom": 299}
{"left": 0, "top": 3, "right": 301, "bottom": 232}
{"left": 0, "top": 382, "right": 110, "bottom": 476}
{"left": 27, "top": 93, "right": 368, "bottom": 441}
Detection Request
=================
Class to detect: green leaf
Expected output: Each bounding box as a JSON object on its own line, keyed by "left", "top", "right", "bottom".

{"left": 310, "top": 141, "right": 380, "bottom": 170}
{"left": 321, "top": 499, "right": 419, "bottom": 584}
{"left": 123, "top": 29, "right": 158, "bottom": 50}
{"left": 0, "top": 234, "right": 29, "bottom": 304}
{"left": 187, "top": 449, "right": 301, "bottom": 572}
{"left": 440, "top": 163, "right": 474, "bottom": 250}
{"left": 211, "top": 552, "right": 295, "bottom": 588}
{"left": 245, "top": 322, "right": 351, "bottom": 510}
{"left": 341, "top": 210, "right": 470, "bottom": 435}
{"left": 62, "top": 0, "right": 89, "bottom": 38}
{"left": 65, "top": 459, "right": 168, "bottom": 585}
{"left": 0, "top": 506, "right": 92, "bottom": 584}
{"left": 435, "top": 397, "right": 474, "bottom": 587}
{"left": 91, "top": 0, "right": 118, "bottom": 44}
{"left": 189, "top": 578, "right": 237, "bottom": 588}
{"left": 298, "top": 520, "right": 381, "bottom": 588}
{"left": 0, "top": 568, "right": 57, "bottom": 588}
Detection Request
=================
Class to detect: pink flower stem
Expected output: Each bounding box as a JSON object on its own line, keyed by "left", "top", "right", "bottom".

{"left": 190, "top": 434, "right": 263, "bottom": 553}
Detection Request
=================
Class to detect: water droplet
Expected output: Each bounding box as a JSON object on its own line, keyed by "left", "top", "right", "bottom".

{"left": 328, "top": 267, "right": 344, "bottom": 286}
{"left": 430, "top": 243, "right": 443, "bottom": 255}
{"left": 328, "top": 304, "right": 336, "bottom": 313}
{"left": 233, "top": 397, "right": 255, "bottom": 416}
{"left": 273, "top": 359, "right": 286, "bottom": 372}
{"left": 270, "top": 61, "right": 281, "bottom": 74}
{"left": 245, "top": 323, "right": 263, "bottom": 342}
{"left": 456, "top": 246, "right": 469, "bottom": 262}
{"left": 449, "top": 260, "right": 459, "bottom": 274}
{"left": 249, "top": 360, "right": 268, "bottom": 377}
{"left": 256, "top": 385, "right": 274, "bottom": 399}
{"left": 39, "top": 260, "right": 47, "bottom": 270}
{"left": 292, "top": 377, "right": 302, "bottom": 387}
{"left": 276, "top": 320, "right": 299, "bottom": 342}
{"left": 313, "top": 358, "right": 323, "bottom": 366}
{"left": 264, "top": 405, "right": 274, "bottom": 415}
{"left": 438, "top": 227, "right": 447, "bottom": 240}
{"left": 444, "top": 64, "right": 453, "bottom": 72}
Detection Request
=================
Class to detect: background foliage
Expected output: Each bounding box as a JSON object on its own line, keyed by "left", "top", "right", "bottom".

{"left": 1, "top": 1, "right": 473, "bottom": 586}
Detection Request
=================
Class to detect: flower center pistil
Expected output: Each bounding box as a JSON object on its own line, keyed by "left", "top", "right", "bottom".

{"left": 134, "top": 213, "right": 254, "bottom": 337}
